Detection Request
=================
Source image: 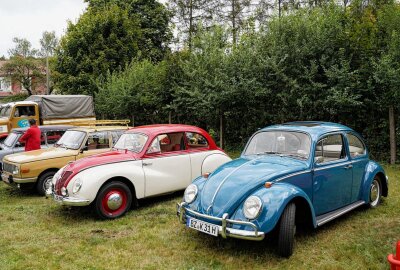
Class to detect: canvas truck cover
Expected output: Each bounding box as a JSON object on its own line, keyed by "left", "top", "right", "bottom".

{"left": 25, "top": 95, "right": 95, "bottom": 119}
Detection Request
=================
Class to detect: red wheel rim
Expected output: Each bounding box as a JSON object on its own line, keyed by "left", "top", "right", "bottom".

{"left": 101, "top": 188, "right": 128, "bottom": 216}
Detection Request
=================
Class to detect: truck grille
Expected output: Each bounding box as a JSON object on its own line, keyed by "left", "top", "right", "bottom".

{"left": 3, "top": 162, "right": 16, "bottom": 174}
{"left": 55, "top": 171, "right": 73, "bottom": 195}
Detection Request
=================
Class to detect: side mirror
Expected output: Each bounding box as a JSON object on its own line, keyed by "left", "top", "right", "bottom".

{"left": 80, "top": 146, "right": 88, "bottom": 153}
{"left": 315, "top": 156, "right": 324, "bottom": 164}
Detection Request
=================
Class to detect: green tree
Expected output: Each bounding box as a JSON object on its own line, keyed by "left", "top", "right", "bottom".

{"left": 1, "top": 38, "right": 43, "bottom": 96}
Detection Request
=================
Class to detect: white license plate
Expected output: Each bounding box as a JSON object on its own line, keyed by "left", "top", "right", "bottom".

{"left": 1, "top": 173, "right": 10, "bottom": 184}
{"left": 187, "top": 217, "right": 219, "bottom": 236}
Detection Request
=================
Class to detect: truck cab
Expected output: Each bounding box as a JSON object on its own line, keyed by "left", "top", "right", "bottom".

{"left": 0, "top": 101, "right": 40, "bottom": 137}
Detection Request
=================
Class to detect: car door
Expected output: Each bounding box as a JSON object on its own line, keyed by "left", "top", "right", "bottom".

{"left": 346, "top": 133, "right": 368, "bottom": 202}
{"left": 185, "top": 131, "right": 213, "bottom": 177}
{"left": 313, "top": 133, "right": 353, "bottom": 215}
{"left": 142, "top": 132, "right": 191, "bottom": 197}
{"left": 78, "top": 131, "right": 111, "bottom": 159}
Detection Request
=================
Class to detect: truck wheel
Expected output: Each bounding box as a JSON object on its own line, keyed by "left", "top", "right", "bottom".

{"left": 277, "top": 203, "right": 296, "bottom": 257}
{"left": 94, "top": 181, "right": 132, "bottom": 219}
{"left": 368, "top": 176, "right": 382, "bottom": 208}
{"left": 36, "top": 171, "right": 55, "bottom": 196}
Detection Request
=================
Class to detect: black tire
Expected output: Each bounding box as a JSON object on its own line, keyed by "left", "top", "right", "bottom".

{"left": 36, "top": 171, "right": 55, "bottom": 196}
{"left": 94, "top": 181, "right": 132, "bottom": 219}
{"left": 368, "top": 176, "right": 382, "bottom": 208}
{"left": 277, "top": 203, "right": 296, "bottom": 257}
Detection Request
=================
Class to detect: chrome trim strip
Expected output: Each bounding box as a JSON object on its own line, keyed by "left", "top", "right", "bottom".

{"left": 13, "top": 177, "right": 37, "bottom": 183}
{"left": 275, "top": 170, "right": 312, "bottom": 182}
{"left": 208, "top": 157, "right": 263, "bottom": 212}
{"left": 316, "top": 201, "right": 365, "bottom": 226}
{"left": 177, "top": 202, "right": 265, "bottom": 241}
{"left": 314, "top": 161, "right": 353, "bottom": 171}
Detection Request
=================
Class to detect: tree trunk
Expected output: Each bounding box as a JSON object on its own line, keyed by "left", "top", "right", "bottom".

{"left": 389, "top": 105, "right": 396, "bottom": 164}
{"left": 168, "top": 111, "right": 172, "bottom": 124}
{"left": 131, "top": 115, "right": 135, "bottom": 127}
{"left": 232, "top": 0, "right": 237, "bottom": 45}
{"left": 46, "top": 56, "right": 50, "bottom": 95}
{"left": 219, "top": 112, "right": 224, "bottom": 149}
{"left": 188, "top": 0, "right": 193, "bottom": 51}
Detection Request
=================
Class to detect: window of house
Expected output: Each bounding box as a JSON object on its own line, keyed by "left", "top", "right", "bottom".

{"left": 347, "top": 133, "right": 366, "bottom": 158}
{"left": 14, "top": 106, "right": 35, "bottom": 117}
{"left": 46, "top": 130, "right": 66, "bottom": 145}
{"left": 87, "top": 131, "right": 110, "bottom": 150}
{"left": 315, "top": 134, "right": 346, "bottom": 163}
{"left": 147, "top": 133, "right": 185, "bottom": 154}
{"left": 186, "top": 132, "right": 209, "bottom": 149}
{"left": 0, "top": 77, "right": 12, "bottom": 92}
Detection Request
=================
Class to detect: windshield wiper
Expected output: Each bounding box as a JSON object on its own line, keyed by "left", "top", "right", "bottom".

{"left": 279, "top": 153, "right": 307, "bottom": 160}
{"left": 256, "top": 151, "right": 279, "bottom": 155}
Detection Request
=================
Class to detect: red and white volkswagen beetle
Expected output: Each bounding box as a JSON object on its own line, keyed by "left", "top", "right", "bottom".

{"left": 47, "top": 124, "right": 231, "bottom": 219}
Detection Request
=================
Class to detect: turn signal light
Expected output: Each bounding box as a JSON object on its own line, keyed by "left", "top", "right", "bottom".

{"left": 264, "top": 182, "right": 273, "bottom": 188}
{"left": 203, "top": 172, "right": 211, "bottom": 179}
{"left": 21, "top": 168, "right": 30, "bottom": 173}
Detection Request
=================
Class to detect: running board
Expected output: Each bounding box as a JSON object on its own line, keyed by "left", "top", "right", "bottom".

{"left": 316, "top": 200, "right": 365, "bottom": 227}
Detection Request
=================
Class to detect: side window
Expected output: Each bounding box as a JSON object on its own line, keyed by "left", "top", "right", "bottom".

{"left": 315, "top": 134, "right": 346, "bottom": 163}
{"left": 87, "top": 131, "right": 110, "bottom": 150}
{"left": 111, "top": 130, "right": 124, "bottom": 145}
{"left": 46, "top": 130, "right": 65, "bottom": 145}
{"left": 186, "top": 132, "right": 209, "bottom": 149}
{"left": 40, "top": 133, "right": 46, "bottom": 146}
{"left": 147, "top": 133, "right": 185, "bottom": 154}
{"left": 14, "top": 106, "right": 35, "bottom": 117}
{"left": 347, "top": 133, "right": 366, "bottom": 158}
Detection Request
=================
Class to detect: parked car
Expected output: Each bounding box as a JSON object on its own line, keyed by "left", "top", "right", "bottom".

{"left": 0, "top": 125, "right": 72, "bottom": 170}
{"left": 1, "top": 126, "right": 128, "bottom": 195}
{"left": 47, "top": 124, "right": 232, "bottom": 219}
{"left": 177, "top": 122, "right": 388, "bottom": 257}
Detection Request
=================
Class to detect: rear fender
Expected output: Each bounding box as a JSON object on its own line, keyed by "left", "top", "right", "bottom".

{"left": 231, "top": 182, "right": 317, "bottom": 234}
{"left": 361, "top": 161, "right": 387, "bottom": 202}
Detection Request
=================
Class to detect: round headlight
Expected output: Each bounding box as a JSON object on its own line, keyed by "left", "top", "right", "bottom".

{"left": 243, "top": 196, "right": 263, "bottom": 219}
{"left": 72, "top": 178, "right": 83, "bottom": 194}
{"left": 61, "top": 187, "right": 68, "bottom": 196}
{"left": 184, "top": 184, "right": 198, "bottom": 203}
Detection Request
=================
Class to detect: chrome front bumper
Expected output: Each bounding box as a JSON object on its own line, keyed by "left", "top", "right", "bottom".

{"left": 1, "top": 172, "right": 37, "bottom": 184}
{"left": 177, "top": 202, "right": 265, "bottom": 241}
{"left": 45, "top": 188, "right": 90, "bottom": 206}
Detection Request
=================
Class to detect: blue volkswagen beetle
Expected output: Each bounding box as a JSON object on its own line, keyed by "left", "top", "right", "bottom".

{"left": 177, "top": 122, "right": 388, "bottom": 257}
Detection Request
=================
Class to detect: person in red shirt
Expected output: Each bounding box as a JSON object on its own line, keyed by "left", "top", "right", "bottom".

{"left": 19, "top": 119, "right": 41, "bottom": 151}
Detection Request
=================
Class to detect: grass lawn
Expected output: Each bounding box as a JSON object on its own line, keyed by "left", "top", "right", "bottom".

{"left": 0, "top": 162, "right": 399, "bottom": 269}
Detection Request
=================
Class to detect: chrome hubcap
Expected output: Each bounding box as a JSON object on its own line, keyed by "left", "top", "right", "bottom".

{"left": 107, "top": 193, "right": 123, "bottom": 210}
{"left": 370, "top": 180, "right": 380, "bottom": 206}
{"left": 43, "top": 177, "right": 53, "bottom": 192}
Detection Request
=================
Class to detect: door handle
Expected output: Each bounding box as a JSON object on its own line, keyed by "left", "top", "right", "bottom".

{"left": 143, "top": 162, "right": 153, "bottom": 166}
{"left": 344, "top": 164, "right": 353, "bottom": 169}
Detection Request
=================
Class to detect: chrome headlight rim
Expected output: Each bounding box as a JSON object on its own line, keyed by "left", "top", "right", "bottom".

{"left": 243, "top": 195, "right": 263, "bottom": 220}
{"left": 184, "top": 184, "right": 198, "bottom": 204}
{"left": 72, "top": 178, "right": 83, "bottom": 194}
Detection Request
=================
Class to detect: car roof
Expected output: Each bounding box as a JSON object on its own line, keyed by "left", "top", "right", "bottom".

{"left": 262, "top": 121, "right": 354, "bottom": 138}
{"left": 126, "top": 124, "right": 208, "bottom": 136}
{"left": 70, "top": 126, "right": 129, "bottom": 132}
{"left": 11, "top": 125, "right": 73, "bottom": 133}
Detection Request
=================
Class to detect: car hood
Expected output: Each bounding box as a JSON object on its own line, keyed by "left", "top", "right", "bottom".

{"left": 66, "top": 150, "right": 137, "bottom": 174}
{"left": 199, "top": 155, "right": 309, "bottom": 217}
{"left": 3, "top": 147, "right": 77, "bottom": 164}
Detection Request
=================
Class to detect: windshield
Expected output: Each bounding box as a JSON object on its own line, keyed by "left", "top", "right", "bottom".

{"left": 0, "top": 106, "right": 11, "bottom": 118}
{"left": 4, "top": 132, "right": 20, "bottom": 148}
{"left": 55, "top": 130, "right": 86, "bottom": 150}
{"left": 244, "top": 131, "right": 311, "bottom": 159}
{"left": 114, "top": 133, "right": 148, "bottom": 153}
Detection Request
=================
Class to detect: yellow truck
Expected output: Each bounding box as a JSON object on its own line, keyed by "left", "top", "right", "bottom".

{"left": 0, "top": 95, "right": 128, "bottom": 140}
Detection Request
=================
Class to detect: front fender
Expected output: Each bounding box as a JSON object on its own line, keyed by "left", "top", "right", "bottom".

{"left": 231, "top": 182, "right": 317, "bottom": 234}
{"left": 361, "top": 161, "right": 387, "bottom": 202}
{"left": 66, "top": 160, "right": 145, "bottom": 203}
